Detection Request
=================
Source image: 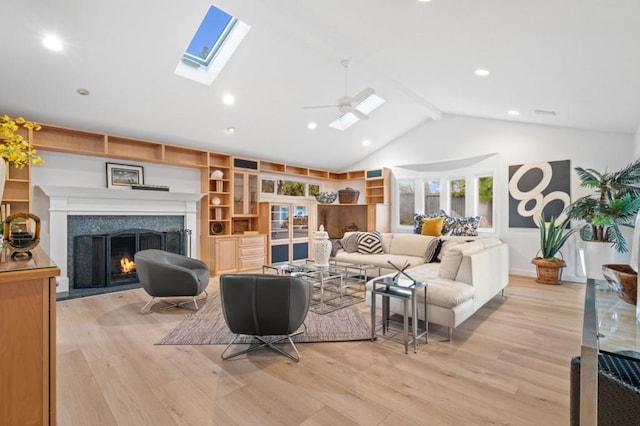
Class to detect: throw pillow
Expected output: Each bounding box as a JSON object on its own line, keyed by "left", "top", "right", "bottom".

{"left": 423, "top": 237, "right": 440, "bottom": 262}
{"left": 413, "top": 210, "right": 448, "bottom": 234}
{"left": 450, "top": 216, "right": 481, "bottom": 236}
{"left": 430, "top": 239, "right": 444, "bottom": 263}
{"left": 421, "top": 216, "right": 444, "bottom": 236}
{"left": 341, "top": 233, "right": 361, "bottom": 253}
{"left": 357, "top": 231, "right": 384, "bottom": 254}
{"left": 438, "top": 248, "right": 464, "bottom": 280}
{"left": 441, "top": 213, "right": 457, "bottom": 235}
{"left": 330, "top": 239, "right": 343, "bottom": 257}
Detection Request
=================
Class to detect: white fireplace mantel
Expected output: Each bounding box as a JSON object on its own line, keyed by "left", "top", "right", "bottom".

{"left": 36, "top": 185, "right": 205, "bottom": 293}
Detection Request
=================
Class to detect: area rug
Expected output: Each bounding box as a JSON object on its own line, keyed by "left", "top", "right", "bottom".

{"left": 157, "top": 293, "right": 371, "bottom": 345}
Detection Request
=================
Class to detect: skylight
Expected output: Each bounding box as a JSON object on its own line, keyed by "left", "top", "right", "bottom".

{"left": 329, "top": 93, "right": 385, "bottom": 131}
{"left": 174, "top": 5, "right": 250, "bottom": 86}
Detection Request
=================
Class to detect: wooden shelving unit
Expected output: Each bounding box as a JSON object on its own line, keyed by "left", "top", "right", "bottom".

{"left": 206, "top": 153, "right": 233, "bottom": 236}
{"left": 2, "top": 162, "right": 31, "bottom": 216}
{"left": 365, "top": 168, "right": 390, "bottom": 204}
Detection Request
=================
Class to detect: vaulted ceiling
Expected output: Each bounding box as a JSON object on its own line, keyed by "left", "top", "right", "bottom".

{"left": 2, "top": 0, "right": 639, "bottom": 170}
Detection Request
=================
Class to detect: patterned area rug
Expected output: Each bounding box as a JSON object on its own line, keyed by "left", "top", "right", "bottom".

{"left": 157, "top": 293, "right": 371, "bottom": 345}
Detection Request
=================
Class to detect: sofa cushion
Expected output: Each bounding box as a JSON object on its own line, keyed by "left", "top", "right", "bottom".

{"left": 357, "top": 231, "right": 383, "bottom": 254}
{"left": 333, "top": 252, "right": 425, "bottom": 270}
{"left": 390, "top": 234, "right": 436, "bottom": 258}
{"left": 437, "top": 239, "right": 464, "bottom": 261}
{"left": 341, "top": 232, "right": 360, "bottom": 253}
{"left": 413, "top": 210, "right": 447, "bottom": 234}
{"left": 423, "top": 278, "right": 474, "bottom": 309}
{"left": 438, "top": 248, "right": 463, "bottom": 280}
{"left": 421, "top": 216, "right": 444, "bottom": 236}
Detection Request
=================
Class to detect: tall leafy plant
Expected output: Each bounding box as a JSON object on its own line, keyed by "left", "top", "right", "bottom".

{"left": 565, "top": 160, "right": 640, "bottom": 253}
{"left": 537, "top": 214, "right": 576, "bottom": 260}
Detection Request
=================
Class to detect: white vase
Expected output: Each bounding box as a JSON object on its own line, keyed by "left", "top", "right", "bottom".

{"left": 313, "top": 225, "right": 332, "bottom": 267}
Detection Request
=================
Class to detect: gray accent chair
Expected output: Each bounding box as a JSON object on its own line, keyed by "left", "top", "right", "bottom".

{"left": 135, "top": 249, "right": 209, "bottom": 314}
{"left": 219, "top": 274, "right": 313, "bottom": 362}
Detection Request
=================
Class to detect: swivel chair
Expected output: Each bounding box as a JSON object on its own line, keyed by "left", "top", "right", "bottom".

{"left": 219, "top": 274, "right": 312, "bottom": 362}
{"left": 135, "top": 249, "right": 209, "bottom": 314}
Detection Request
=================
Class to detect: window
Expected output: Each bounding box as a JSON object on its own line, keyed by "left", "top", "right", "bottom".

{"left": 174, "top": 5, "right": 251, "bottom": 86}
{"left": 398, "top": 180, "right": 415, "bottom": 225}
{"left": 449, "top": 179, "right": 466, "bottom": 218}
{"left": 423, "top": 180, "right": 440, "bottom": 215}
{"left": 477, "top": 176, "right": 494, "bottom": 228}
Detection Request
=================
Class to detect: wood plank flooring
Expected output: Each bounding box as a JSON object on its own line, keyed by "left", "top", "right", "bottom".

{"left": 56, "top": 275, "right": 585, "bottom": 425}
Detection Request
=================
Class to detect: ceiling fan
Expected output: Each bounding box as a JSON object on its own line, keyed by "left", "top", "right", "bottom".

{"left": 303, "top": 60, "right": 377, "bottom": 122}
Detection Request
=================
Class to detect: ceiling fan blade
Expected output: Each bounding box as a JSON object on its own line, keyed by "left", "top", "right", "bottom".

{"left": 350, "top": 108, "right": 369, "bottom": 120}
{"left": 302, "top": 104, "right": 339, "bottom": 109}
{"left": 349, "top": 87, "right": 375, "bottom": 105}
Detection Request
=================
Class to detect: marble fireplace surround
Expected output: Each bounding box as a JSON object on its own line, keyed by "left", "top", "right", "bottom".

{"left": 36, "top": 186, "right": 204, "bottom": 293}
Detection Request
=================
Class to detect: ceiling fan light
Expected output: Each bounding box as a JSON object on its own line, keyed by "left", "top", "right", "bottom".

{"left": 329, "top": 112, "right": 359, "bottom": 131}
{"left": 356, "top": 93, "right": 385, "bottom": 114}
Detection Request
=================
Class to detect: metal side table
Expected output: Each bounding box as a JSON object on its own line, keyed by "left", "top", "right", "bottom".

{"left": 370, "top": 276, "right": 428, "bottom": 354}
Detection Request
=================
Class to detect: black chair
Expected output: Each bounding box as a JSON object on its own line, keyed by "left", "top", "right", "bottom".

{"left": 219, "top": 274, "right": 313, "bottom": 362}
{"left": 570, "top": 350, "right": 640, "bottom": 425}
{"left": 135, "top": 249, "right": 209, "bottom": 314}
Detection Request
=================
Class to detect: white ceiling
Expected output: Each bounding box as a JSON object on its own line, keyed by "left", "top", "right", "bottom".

{"left": 2, "top": 0, "right": 639, "bottom": 171}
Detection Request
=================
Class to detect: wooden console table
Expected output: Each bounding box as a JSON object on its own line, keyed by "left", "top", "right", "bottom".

{"left": 0, "top": 247, "right": 60, "bottom": 425}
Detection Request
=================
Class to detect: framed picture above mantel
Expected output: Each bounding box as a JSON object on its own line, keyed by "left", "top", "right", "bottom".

{"left": 106, "top": 163, "right": 144, "bottom": 189}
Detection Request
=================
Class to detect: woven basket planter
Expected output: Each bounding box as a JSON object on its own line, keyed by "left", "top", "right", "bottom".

{"left": 338, "top": 187, "right": 360, "bottom": 204}
{"left": 531, "top": 258, "right": 566, "bottom": 285}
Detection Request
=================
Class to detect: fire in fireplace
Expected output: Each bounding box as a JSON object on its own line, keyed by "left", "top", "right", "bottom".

{"left": 73, "top": 228, "right": 185, "bottom": 288}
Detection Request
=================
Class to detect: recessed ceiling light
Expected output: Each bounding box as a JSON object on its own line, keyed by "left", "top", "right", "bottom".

{"left": 508, "top": 110, "right": 520, "bottom": 116}
{"left": 308, "top": 122, "right": 317, "bottom": 130}
{"left": 226, "top": 126, "right": 236, "bottom": 133}
{"left": 534, "top": 109, "right": 557, "bottom": 116}
{"left": 474, "top": 69, "right": 490, "bottom": 77}
{"left": 362, "top": 139, "right": 371, "bottom": 147}
{"left": 77, "top": 88, "right": 90, "bottom": 96}
{"left": 43, "top": 34, "right": 63, "bottom": 51}
{"left": 223, "top": 94, "right": 235, "bottom": 105}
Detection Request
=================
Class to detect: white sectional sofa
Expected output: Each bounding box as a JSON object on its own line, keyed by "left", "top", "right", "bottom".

{"left": 332, "top": 232, "right": 509, "bottom": 339}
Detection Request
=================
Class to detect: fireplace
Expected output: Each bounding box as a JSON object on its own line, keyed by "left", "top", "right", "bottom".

{"left": 73, "top": 227, "right": 186, "bottom": 289}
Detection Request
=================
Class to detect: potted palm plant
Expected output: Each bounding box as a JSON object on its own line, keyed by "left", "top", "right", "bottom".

{"left": 565, "top": 160, "right": 640, "bottom": 278}
{"left": 532, "top": 213, "right": 577, "bottom": 284}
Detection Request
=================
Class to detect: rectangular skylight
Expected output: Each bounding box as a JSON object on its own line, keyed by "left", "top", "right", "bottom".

{"left": 329, "top": 93, "right": 385, "bottom": 131}
{"left": 174, "top": 5, "right": 250, "bottom": 86}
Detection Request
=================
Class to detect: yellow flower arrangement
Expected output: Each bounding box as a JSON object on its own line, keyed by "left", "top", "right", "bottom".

{"left": 0, "top": 115, "right": 44, "bottom": 168}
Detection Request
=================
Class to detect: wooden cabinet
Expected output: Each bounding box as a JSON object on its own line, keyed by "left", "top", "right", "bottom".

{"left": 213, "top": 237, "right": 238, "bottom": 273}
{"left": 365, "top": 168, "right": 390, "bottom": 205}
{"left": 258, "top": 202, "right": 315, "bottom": 263}
{"left": 233, "top": 171, "right": 259, "bottom": 216}
{"left": 2, "top": 161, "right": 31, "bottom": 216}
{"left": 238, "top": 235, "right": 267, "bottom": 270}
{"left": 0, "top": 248, "right": 59, "bottom": 425}
{"left": 206, "top": 153, "right": 233, "bottom": 236}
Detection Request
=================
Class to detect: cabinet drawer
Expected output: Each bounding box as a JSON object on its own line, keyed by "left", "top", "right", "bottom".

{"left": 239, "top": 246, "right": 265, "bottom": 257}
{"left": 239, "top": 256, "right": 265, "bottom": 270}
{"left": 239, "top": 235, "right": 266, "bottom": 247}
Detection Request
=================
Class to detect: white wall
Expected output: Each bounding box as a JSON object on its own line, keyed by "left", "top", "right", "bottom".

{"left": 31, "top": 151, "right": 202, "bottom": 255}
{"left": 348, "top": 114, "right": 635, "bottom": 282}
{"left": 635, "top": 123, "right": 640, "bottom": 159}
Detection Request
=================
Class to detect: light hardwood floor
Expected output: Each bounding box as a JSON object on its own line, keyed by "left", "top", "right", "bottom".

{"left": 56, "top": 275, "right": 584, "bottom": 425}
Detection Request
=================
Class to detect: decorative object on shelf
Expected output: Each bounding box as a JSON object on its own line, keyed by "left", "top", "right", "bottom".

{"left": 531, "top": 213, "right": 576, "bottom": 285}
{"left": 315, "top": 191, "right": 337, "bottom": 204}
{"left": 338, "top": 187, "right": 360, "bottom": 204}
{"left": 3, "top": 212, "right": 40, "bottom": 258}
{"left": 0, "top": 115, "right": 44, "bottom": 203}
{"left": 566, "top": 159, "right": 640, "bottom": 279}
{"left": 106, "top": 162, "right": 144, "bottom": 189}
{"left": 210, "top": 169, "right": 224, "bottom": 180}
{"left": 602, "top": 264, "right": 637, "bottom": 305}
{"left": 211, "top": 196, "right": 222, "bottom": 205}
{"left": 341, "top": 222, "right": 359, "bottom": 234}
{"left": 210, "top": 221, "right": 224, "bottom": 235}
{"left": 313, "top": 225, "right": 332, "bottom": 267}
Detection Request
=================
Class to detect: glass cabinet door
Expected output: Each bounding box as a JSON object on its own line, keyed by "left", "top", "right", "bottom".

{"left": 233, "top": 172, "right": 244, "bottom": 215}
{"left": 292, "top": 205, "right": 309, "bottom": 239}
{"left": 248, "top": 173, "right": 258, "bottom": 215}
{"left": 271, "top": 204, "right": 290, "bottom": 241}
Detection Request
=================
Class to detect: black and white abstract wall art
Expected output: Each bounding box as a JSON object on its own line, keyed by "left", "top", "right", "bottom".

{"left": 508, "top": 160, "right": 571, "bottom": 228}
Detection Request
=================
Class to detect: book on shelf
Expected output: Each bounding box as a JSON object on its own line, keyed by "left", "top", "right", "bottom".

{"left": 215, "top": 207, "right": 222, "bottom": 220}
{"left": 1, "top": 203, "right": 10, "bottom": 223}
{"left": 216, "top": 181, "right": 223, "bottom": 192}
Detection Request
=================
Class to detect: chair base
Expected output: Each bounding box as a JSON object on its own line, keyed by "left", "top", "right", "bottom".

{"left": 221, "top": 325, "right": 307, "bottom": 362}
{"left": 139, "top": 290, "right": 208, "bottom": 315}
